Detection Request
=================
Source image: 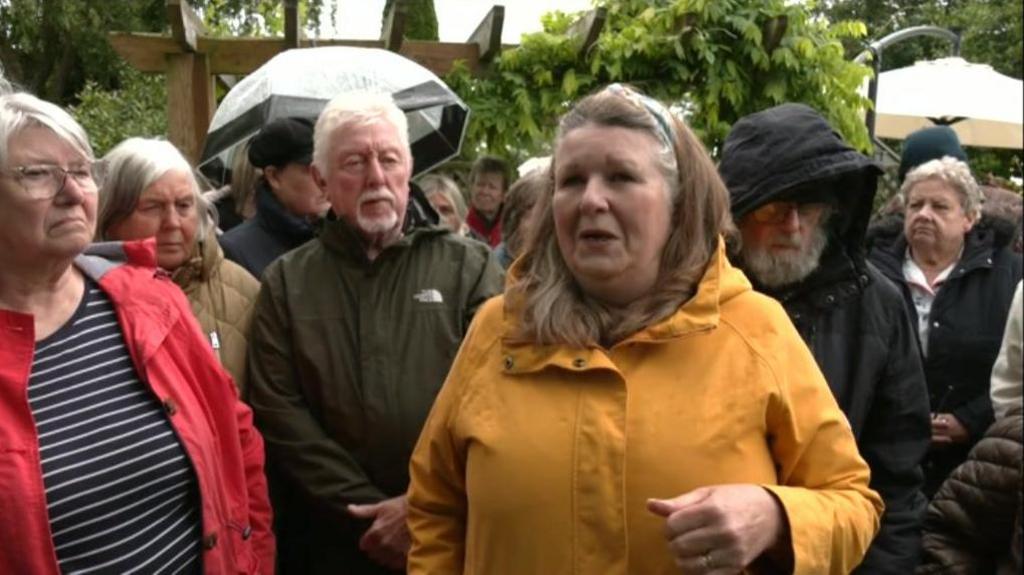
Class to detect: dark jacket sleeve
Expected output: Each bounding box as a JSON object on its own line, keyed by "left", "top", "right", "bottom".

{"left": 916, "top": 413, "right": 1023, "bottom": 574}
{"left": 854, "top": 297, "right": 932, "bottom": 574}
{"left": 951, "top": 393, "right": 996, "bottom": 442}
{"left": 461, "top": 244, "right": 505, "bottom": 330}
{"left": 245, "top": 263, "right": 388, "bottom": 516}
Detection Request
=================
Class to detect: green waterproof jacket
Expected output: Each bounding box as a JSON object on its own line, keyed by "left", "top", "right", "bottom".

{"left": 246, "top": 215, "right": 503, "bottom": 574}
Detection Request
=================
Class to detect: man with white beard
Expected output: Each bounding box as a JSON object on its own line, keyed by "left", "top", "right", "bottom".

{"left": 719, "top": 104, "right": 932, "bottom": 574}
{"left": 246, "top": 92, "right": 503, "bottom": 574}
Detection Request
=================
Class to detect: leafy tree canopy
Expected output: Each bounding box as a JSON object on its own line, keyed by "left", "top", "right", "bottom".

{"left": 445, "top": 0, "right": 872, "bottom": 166}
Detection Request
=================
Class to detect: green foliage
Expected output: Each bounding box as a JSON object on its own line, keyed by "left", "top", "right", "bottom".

{"left": 71, "top": 67, "right": 167, "bottom": 157}
{"left": 382, "top": 0, "right": 439, "bottom": 41}
{"left": 445, "top": 0, "right": 872, "bottom": 165}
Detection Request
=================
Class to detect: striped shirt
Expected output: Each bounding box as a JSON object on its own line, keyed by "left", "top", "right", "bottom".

{"left": 27, "top": 280, "right": 203, "bottom": 574}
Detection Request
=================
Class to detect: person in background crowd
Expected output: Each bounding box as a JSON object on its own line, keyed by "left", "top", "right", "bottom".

{"left": 418, "top": 172, "right": 467, "bottom": 235}
{"left": 493, "top": 165, "right": 546, "bottom": 269}
{"left": 0, "top": 91, "right": 273, "bottom": 573}
{"left": 916, "top": 407, "right": 1022, "bottom": 574}
{"left": 867, "top": 154, "right": 1022, "bottom": 497}
{"left": 220, "top": 116, "right": 329, "bottom": 277}
{"left": 897, "top": 126, "right": 968, "bottom": 184}
{"left": 96, "top": 137, "right": 259, "bottom": 389}
{"left": 407, "top": 84, "right": 882, "bottom": 575}
{"left": 465, "top": 155, "right": 510, "bottom": 247}
{"left": 991, "top": 281, "right": 1023, "bottom": 420}
{"left": 206, "top": 140, "right": 261, "bottom": 233}
{"left": 246, "top": 91, "right": 503, "bottom": 574}
{"left": 719, "top": 103, "right": 931, "bottom": 574}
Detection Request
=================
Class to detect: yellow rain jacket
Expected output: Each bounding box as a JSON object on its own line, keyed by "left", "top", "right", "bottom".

{"left": 408, "top": 240, "right": 883, "bottom": 574}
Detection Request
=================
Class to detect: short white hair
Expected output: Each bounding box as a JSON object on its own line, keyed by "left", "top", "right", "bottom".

{"left": 0, "top": 92, "right": 93, "bottom": 167}
{"left": 313, "top": 91, "right": 410, "bottom": 173}
{"left": 97, "top": 137, "right": 210, "bottom": 241}
{"left": 901, "top": 156, "right": 983, "bottom": 220}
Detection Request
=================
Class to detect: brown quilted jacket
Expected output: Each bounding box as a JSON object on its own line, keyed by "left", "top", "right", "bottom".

{"left": 917, "top": 410, "right": 1023, "bottom": 574}
{"left": 173, "top": 237, "right": 260, "bottom": 391}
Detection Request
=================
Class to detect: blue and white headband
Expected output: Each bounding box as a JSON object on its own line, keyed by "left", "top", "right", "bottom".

{"left": 604, "top": 83, "right": 677, "bottom": 153}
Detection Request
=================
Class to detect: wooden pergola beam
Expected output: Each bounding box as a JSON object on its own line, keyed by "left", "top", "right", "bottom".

{"left": 284, "top": 0, "right": 300, "bottom": 48}
{"left": 467, "top": 5, "right": 504, "bottom": 63}
{"left": 166, "top": 0, "right": 204, "bottom": 52}
{"left": 568, "top": 7, "right": 607, "bottom": 57}
{"left": 166, "top": 52, "right": 213, "bottom": 163}
{"left": 109, "top": 33, "right": 480, "bottom": 77}
{"left": 381, "top": 0, "right": 407, "bottom": 52}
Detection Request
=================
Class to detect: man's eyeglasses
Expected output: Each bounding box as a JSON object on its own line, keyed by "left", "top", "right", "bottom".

{"left": 0, "top": 163, "right": 102, "bottom": 200}
{"left": 749, "top": 201, "right": 829, "bottom": 225}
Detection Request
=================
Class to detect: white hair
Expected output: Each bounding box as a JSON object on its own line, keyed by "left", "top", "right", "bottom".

{"left": 96, "top": 137, "right": 210, "bottom": 241}
{"left": 0, "top": 92, "right": 94, "bottom": 167}
{"left": 900, "top": 156, "right": 983, "bottom": 220}
{"left": 313, "top": 91, "right": 410, "bottom": 173}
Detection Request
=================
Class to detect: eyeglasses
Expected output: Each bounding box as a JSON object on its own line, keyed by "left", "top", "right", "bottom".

{"left": 0, "top": 163, "right": 102, "bottom": 200}
{"left": 749, "top": 201, "right": 829, "bottom": 224}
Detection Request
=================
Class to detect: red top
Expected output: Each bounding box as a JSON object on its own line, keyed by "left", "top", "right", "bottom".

{"left": 466, "top": 207, "right": 503, "bottom": 248}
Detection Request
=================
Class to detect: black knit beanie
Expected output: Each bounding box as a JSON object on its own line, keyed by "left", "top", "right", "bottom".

{"left": 898, "top": 126, "right": 967, "bottom": 182}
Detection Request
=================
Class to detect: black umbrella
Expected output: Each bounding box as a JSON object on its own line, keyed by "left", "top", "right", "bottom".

{"left": 198, "top": 46, "right": 470, "bottom": 184}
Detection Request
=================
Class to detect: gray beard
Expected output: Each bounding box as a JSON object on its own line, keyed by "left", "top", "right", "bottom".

{"left": 739, "top": 225, "right": 830, "bottom": 289}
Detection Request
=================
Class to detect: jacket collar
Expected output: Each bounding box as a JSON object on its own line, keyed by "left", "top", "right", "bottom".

{"left": 500, "top": 238, "right": 751, "bottom": 375}
{"left": 78, "top": 239, "right": 180, "bottom": 365}
{"left": 171, "top": 236, "right": 221, "bottom": 290}
{"left": 319, "top": 212, "right": 447, "bottom": 264}
{"left": 254, "top": 179, "right": 318, "bottom": 242}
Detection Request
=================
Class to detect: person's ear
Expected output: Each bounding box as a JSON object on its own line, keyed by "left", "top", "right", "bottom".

{"left": 311, "top": 163, "right": 328, "bottom": 193}
{"left": 263, "top": 165, "right": 283, "bottom": 190}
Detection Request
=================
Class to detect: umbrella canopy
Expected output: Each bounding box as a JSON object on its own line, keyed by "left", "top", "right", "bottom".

{"left": 199, "top": 46, "right": 470, "bottom": 184}
{"left": 871, "top": 57, "right": 1023, "bottom": 149}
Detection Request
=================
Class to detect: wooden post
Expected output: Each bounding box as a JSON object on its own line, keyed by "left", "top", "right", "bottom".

{"left": 166, "top": 0, "right": 204, "bottom": 51}
{"left": 166, "top": 53, "right": 213, "bottom": 163}
{"left": 467, "top": 6, "right": 504, "bottom": 63}
{"left": 567, "top": 8, "right": 607, "bottom": 58}
{"left": 382, "top": 0, "right": 407, "bottom": 52}
{"left": 284, "top": 0, "right": 300, "bottom": 48}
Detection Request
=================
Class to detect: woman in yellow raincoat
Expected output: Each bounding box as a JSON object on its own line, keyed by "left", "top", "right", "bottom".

{"left": 407, "top": 85, "right": 883, "bottom": 574}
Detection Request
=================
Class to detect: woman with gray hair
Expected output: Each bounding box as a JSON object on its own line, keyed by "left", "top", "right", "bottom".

{"left": 869, "top": 156, "right": 1023, "bottom": 497}
{"left": 97, "top": 137, "right": 260, "bottom": 388}
{"left": 418, "top": 172, "right": 467, "bottom": 234}
{"left": 408, "top": 84, "right": 883, "bottom": 574}
{"left": 0, "top": 93, "right": 273, "bottom": 572}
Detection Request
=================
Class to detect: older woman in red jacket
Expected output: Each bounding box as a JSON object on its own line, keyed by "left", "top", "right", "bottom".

{"left": 0, "top": 91, "right": 273, "bottom": 572}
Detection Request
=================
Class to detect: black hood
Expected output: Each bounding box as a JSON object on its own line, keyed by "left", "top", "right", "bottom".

{"left": 720, "top": 103, "right": 882, "bottom": 276}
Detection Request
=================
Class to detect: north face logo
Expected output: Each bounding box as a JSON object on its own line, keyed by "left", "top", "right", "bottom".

{"left": 413, "top": 288, "right": 444, "bottom": 304}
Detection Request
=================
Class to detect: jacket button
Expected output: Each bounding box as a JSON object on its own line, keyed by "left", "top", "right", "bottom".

{"left": 572, "top": 358, "right": 586, "bottom": 368}
{"left": 203, "top": 532, "right": 218, "bottom": 550}
{"left": 826, "top": 295, "right": 836, "bottom": 304}
{"left": 932, "top": 321, "right": 940, "bottom": 328}
{"left": 503, "top": 356, "right": 514, "bottom": 370}
{"left": 242, "top": 526, "right": 252, "bottom": 540}
{"left": 163, "top": 399, "right": 178, "bottom": 416}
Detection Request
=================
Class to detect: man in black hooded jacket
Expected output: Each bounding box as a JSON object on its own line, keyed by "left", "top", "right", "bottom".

{"left": 719, "top": 103, "right": 932, "bottom": 574}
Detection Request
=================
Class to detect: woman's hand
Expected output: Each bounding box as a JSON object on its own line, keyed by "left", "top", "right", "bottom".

{"left": 931, "top": 413, "right": 970, "bottom": 446}
{"left": 647, "top": 484, "right": 787, "bottom": 574}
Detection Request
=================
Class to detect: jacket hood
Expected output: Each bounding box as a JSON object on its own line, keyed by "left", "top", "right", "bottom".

{"left": 77, "top": 239, "right": 158, "bottom": 281}
{"left": 501, "top": 236, "right": 752, "bottom": 350}
{"left": 720, "top": 104, "right": 883, "bottom": 291}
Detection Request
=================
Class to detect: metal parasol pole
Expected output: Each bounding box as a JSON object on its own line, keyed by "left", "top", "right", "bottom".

{"left": 856, "top": 25, "right": 962, "bottom": 141}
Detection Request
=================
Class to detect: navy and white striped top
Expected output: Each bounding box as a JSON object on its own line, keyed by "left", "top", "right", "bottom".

{"left": 27, "top": 279, "right": 203, "bottom": 574}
